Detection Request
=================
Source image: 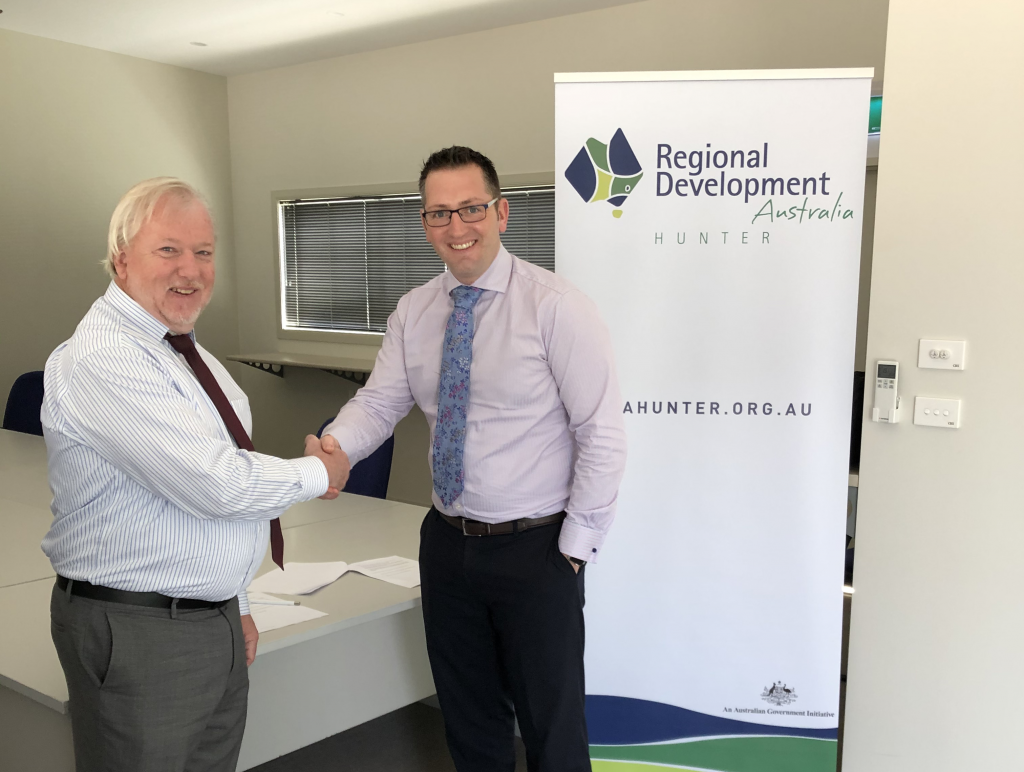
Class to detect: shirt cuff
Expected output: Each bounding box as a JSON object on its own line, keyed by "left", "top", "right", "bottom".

{"left": 238, "top": 589, "right": 250, "bottom": 616}
{"left": 325, "top": 426, "right": 370, "bottom": 467}
{"left": 558, "top": 519, "right": 606, "bottom": 564}
{"left": 292, "top": 455, "right": 330, "bottom": 499}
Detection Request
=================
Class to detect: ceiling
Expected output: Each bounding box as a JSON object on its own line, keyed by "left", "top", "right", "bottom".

{"left": 0, "top": 0, "right": 647, "bottom": 77}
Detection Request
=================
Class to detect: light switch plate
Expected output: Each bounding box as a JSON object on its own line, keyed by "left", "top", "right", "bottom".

{"left": 913, "top": 397, "right": 961, "bottom": 429}
{"left": 918, "top": 339, "right": 966, "bottom": 370}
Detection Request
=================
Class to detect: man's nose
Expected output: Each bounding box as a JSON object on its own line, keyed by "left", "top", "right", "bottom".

{"left": 447, "top": 211, "right": 471, "bottom": 235}
{"left": 175, "top": 250, "right": 204, "bottom": 279}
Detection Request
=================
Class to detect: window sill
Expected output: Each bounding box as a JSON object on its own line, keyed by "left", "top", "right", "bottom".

{"left": 227, "top": 351, "right": 377, "bottom": 386}
{"left": 278, "top": 327, "right": 385, "bottom": 345}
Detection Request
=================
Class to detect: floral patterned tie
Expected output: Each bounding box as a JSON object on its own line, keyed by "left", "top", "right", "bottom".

{"left": 433, "top": 285, "right": 484, "bottom": 508}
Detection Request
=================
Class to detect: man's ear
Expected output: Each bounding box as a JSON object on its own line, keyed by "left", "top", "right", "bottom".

{"left": 113, "top": 250, "right": 129, "bottom": 280}
{"left": 497, "top": 197, "right": 509, "bottom": 234}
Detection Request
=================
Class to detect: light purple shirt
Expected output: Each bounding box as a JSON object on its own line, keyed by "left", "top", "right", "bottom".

{"left": 325, "top": 246, "right": 627, "bottom": 562}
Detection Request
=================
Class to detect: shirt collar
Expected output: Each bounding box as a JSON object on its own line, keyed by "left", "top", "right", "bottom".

{"left": 440, "top": 244, "right": 512, "bottom": 296}
{"left": 103, "top": 281, "right": 194, "bottom": 344}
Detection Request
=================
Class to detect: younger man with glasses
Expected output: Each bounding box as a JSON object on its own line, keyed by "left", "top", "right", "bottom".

{"left": 321, "top": 146, "right": 627, "bottom": 772}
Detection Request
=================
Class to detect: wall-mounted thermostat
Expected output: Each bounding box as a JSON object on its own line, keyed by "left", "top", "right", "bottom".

{"left": 871, "top": 360, "right": 901, "bottom": 423}
{"left": 918, "top": 339, "right": 966, "bottom": 370}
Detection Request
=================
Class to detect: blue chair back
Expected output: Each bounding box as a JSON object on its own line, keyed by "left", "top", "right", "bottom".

{"left": 316, "top": 418, "right": 395, "bottom": 499}
{"left": 3, "top": 371, "right": 45, "bottom": 436}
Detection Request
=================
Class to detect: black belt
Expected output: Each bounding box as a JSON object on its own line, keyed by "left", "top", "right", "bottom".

{"left": 56, "top": 575, "right": 230, "bottom": 610}
{"left": 437, "top": 509, "right": 565, "bottom": 536}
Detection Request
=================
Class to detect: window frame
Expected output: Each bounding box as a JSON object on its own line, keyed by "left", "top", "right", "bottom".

{"left": 271, "top": 172, "right": 555, "bottom": 347}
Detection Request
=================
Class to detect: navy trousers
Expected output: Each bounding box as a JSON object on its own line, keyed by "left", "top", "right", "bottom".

{"left": 419, "top": 507, "right": 589, "bottom": 772}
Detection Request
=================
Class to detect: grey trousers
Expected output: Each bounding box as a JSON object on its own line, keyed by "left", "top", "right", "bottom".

{"left": 50, "top": 582, "right": 249, "bottom": 772}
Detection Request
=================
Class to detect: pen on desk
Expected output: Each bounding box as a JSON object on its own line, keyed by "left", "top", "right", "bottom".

{"left": 252, "top": 599, "right": 301, "bottom": 606}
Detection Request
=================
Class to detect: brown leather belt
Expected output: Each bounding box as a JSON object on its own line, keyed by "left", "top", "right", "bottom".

{"left": 437, "top": 509, "right": 565, "bottom": 536}
{"left": 56, "top": 575, "right": 230, "bottom": 610}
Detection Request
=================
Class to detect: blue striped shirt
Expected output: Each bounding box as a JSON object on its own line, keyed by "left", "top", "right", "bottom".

{"left": 40, "top": 282, "right": 328, "bottom": 614}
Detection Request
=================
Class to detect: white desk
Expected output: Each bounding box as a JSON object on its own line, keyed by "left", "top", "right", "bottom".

{"left": 240, "top": 509, "right": 433, "bottom": 768}
{"left": 0, "top": 497, "right": 56, "bottom": 589}
{"left": 280, "top": 492, "right": 419, "bottom": 530}
{"left": 0, "top": 577, "right": 68, "bottom": 712}
{"left": 254, "top": 510, "right": 423, "bottom": 651}
{"left": 0, "top": 429, "right": 58, "bottom": 591}
{"left": 0, "top": 428, "right": 434, "bottom": 771}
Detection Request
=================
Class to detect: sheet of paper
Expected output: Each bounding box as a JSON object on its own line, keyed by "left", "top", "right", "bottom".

{"left": 347, "top": 556, "right": 420, "bottom": 589}
{"left": 248, "top": 561, "right": 349, "bottom": 595}
{"left": 250, "top": 603, "right": 327, "bottom": 633}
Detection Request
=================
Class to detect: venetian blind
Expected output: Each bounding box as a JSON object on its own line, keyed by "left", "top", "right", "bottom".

{"left": 280, "top": 187, "right": 554, "bottom": 333}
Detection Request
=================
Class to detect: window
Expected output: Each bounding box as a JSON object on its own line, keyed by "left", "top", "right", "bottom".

{"left": 279, "top": 186, "right": 554, "bottom": 334}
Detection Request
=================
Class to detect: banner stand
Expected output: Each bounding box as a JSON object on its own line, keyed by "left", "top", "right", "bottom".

{"left": 555, "top": 68, "right": 872, "bottom": 772}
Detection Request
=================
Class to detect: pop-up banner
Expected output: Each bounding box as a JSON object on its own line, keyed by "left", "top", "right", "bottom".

{"left": 555, "top": 69, "right": 872, "bottom": 772}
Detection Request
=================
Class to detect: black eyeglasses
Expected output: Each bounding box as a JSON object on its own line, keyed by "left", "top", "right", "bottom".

{"left": 421, "top": 197, "right": 499, "bottom": 227}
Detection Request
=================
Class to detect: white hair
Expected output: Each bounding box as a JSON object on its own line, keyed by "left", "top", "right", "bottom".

{"left": 103, "top": 177, "right": 212, "bottom": 278}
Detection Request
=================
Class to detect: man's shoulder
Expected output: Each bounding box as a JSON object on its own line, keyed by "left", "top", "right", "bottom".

{"left": 50, "top": 295, "right": 163, "bottom": 379}
{"left": 413, "top": 272, "right": 449, "bottom": 294}
{"left": 44, "top": 296, "right": 154, "bottom": 423}
{"left": 397, "top": 272, "right": 448, "bottom": 309}
{"left": 508, "top": 254, "right": 580, "bottom": 301}
{"left": 60, "top": 295, "right": 130, "bottom": 360}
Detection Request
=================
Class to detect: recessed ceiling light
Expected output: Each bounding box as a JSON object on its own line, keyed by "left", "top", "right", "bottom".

{"left": 190, "top": 41, "right": 208, "bottom": 47}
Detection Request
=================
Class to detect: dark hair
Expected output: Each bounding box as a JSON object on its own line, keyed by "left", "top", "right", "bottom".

{"left": 418, "top": 146, "right": 501, "bottom": 200}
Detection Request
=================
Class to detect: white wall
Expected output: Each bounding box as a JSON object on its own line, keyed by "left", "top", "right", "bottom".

{"left": 843, "top": 1, "right": 1024, "bottom": 769}
{"left": 0, "top": 29, "right": 238, "bottom": 407}
{"left": 226, "top": 0, "right": 890, "bottom": 505}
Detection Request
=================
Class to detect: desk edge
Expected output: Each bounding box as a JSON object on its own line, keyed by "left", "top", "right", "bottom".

{"left": 255, "top": 597, "right": 422, "bottom": 656}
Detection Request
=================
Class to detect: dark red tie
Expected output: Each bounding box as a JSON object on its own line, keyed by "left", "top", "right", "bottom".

{"left": 166, "top": 333, "right": 285, "bottom": 570}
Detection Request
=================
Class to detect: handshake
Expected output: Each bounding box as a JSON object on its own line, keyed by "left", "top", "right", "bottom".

{"left": 303, "top": 433, "right": 351, "bottom": 500}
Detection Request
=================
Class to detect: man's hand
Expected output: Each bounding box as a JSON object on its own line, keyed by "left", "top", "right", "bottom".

{"left": 562, "top": 553, "right": 581, "bottom": 574}
{"left": 304, "top": 434, "right": 350, "bottom": 499}
{"left": 240, "top": 613, "right": 259, "bottom": 666}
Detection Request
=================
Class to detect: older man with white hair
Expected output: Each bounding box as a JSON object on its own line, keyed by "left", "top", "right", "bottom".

{"left": 41, "top": 177, "right": 351, "bottom": 771}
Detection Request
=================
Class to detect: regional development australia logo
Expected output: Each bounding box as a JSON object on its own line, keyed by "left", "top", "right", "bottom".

{"left": 564, "top": 128, "right": 643, "bottom": 218}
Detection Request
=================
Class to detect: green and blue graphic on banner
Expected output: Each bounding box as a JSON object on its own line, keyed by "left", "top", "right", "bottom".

{"left": 587, "top": 696, "right": 836, "bottom": 771}
{"left": 564, "top": 128, "right": 644, "bottom": 217}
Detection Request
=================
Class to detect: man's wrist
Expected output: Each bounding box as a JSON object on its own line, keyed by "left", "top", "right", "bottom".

{"left": 567, "top": 556, "right": 586, "bottom": 568}
{"left": 294, "top": 454, "right": 331, "bottom": 498}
